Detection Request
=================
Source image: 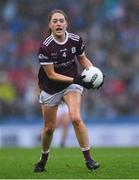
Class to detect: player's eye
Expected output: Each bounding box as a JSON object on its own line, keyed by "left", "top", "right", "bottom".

{"left": 59, "top": 19, "right": 64, "bottom": 23}
{"left": 52, "top": 19, "right": 65, "bottom": 24}
{"left": 52, "top": 20, "right": 57, "bottom": 23}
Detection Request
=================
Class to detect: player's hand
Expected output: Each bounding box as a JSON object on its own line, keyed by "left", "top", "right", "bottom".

{"left": 73, "top": 75, "right": 92, "bottom": 89}
{"left": 97, "top": 75, "right": 105, "bottom": 89}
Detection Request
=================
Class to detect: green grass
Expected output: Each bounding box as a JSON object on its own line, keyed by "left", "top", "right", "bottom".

{"left": 0, "top": 147, "right": 139, "bottom": 179}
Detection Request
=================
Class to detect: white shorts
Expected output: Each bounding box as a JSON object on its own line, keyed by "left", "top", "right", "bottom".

{"left": 39, "top": 84, "right": 83, "bottom": 107}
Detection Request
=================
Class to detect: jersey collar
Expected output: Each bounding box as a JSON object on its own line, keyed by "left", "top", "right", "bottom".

{"left": 51, "top": 31, "right": 68, "bottom": 45}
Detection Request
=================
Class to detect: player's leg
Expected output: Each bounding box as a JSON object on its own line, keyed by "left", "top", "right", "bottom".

{"left": 41, "top": 105, "right": 58, "bottom": 151}
{"left": 63, "top": 91, "right": 89, "bottom": 147}
{"left": 63, "top": 91, "right": 100, "bottom": 170}
{"left": 34, "top": 105, "right": 58, "bottom": 172}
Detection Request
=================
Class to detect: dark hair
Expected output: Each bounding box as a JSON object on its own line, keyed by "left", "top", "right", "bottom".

{"left": 47, "top": 9, "right": 68, "bottom": 35}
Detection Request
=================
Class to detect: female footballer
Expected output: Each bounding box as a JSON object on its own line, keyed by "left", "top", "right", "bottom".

{"left": 34, "top": 9, "right": 102, "bottom": 172}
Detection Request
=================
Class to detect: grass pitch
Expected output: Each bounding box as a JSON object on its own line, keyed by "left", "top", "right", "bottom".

{"left": 0, "top": 147, "right": 138, "bottom": 179}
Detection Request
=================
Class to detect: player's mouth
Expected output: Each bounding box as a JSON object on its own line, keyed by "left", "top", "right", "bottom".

{"left": 56, "top": 28, "right": 63, "bottom": 32}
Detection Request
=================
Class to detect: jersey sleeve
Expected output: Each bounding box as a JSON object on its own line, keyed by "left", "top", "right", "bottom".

{"left": 76, "top": 37, "right": 85, "bottom": 56}
{"left": 38, "top": 45, "right": 53, "bottom": 65}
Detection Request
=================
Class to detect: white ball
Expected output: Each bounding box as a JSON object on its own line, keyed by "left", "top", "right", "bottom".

{"left": 81, "top": 66, "right": 104, "bottom": 88}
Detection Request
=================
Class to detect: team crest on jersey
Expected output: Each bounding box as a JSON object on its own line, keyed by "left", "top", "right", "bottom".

{"left": 71, "top": 47, "right": 76, "bottom": 53}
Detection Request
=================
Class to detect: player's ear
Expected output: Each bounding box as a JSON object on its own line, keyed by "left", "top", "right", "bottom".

{"left": 65, "top": 21, "right": 68, "bottom": 28}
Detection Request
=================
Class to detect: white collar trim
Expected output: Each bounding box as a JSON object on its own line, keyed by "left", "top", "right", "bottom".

{"left": 51, "top": 31, "right": 68, "bottom": 45}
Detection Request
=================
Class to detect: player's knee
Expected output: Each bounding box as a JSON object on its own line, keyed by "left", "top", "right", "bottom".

{"left": 71, "top": 116, "right": 82, "bottom": 127}
{"left": 44, "top": 126, "right": 55, "bottom": 136}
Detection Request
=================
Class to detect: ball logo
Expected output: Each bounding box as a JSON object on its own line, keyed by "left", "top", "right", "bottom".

{"left": 81, "top": 66, "right": 103, "bottom": 89}
{"left": 90, "top": 73, "right": 98, "bottom": 83}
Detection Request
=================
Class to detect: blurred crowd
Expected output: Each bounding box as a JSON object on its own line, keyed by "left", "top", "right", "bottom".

{"left": 0, "top": 0, "right": 139, "bottom": 120}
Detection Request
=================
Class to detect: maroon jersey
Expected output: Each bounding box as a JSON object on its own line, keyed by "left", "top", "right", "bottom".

{"left": 38, "top": 31, "right": 85, "bottom": 94}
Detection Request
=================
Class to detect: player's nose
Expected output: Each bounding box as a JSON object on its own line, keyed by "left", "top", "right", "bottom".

{"left": 57, "top": 20, "right": 62, "bottom": 25}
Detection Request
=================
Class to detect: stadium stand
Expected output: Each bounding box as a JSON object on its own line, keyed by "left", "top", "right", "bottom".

{"left": 0, "top": 0, "right": 139, "bottom": 122}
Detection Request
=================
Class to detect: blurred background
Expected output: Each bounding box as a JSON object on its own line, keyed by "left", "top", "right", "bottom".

{"left": 0, "top": 0, "right": 139, "bottom": 147}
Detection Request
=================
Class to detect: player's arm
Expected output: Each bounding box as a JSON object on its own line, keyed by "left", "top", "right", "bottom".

{"left": 76, "top": 37, "right": 93, "bottom": 69}
{"left": 43, "top": 64, "right": 74, "bottom": 83}
{"left": 43, "top": 64, "right": 92, "bottom": 89}
{"left": 77, "top": 53, "right": 94, "bottom": 69}
{"left": 39, "top": 45, "right": 92, "bottom": 88}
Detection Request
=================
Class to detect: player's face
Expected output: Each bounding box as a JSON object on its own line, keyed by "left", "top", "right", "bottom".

{"left": 49, "top": 13, "right": 68, "bottom": 38}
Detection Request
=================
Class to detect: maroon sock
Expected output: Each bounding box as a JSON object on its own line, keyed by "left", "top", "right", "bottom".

{"left": 40, "top": 152, "right": 49, "bottom": 163}
{"left": 82, "top": 149, "right": 92, "bottom": 162}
